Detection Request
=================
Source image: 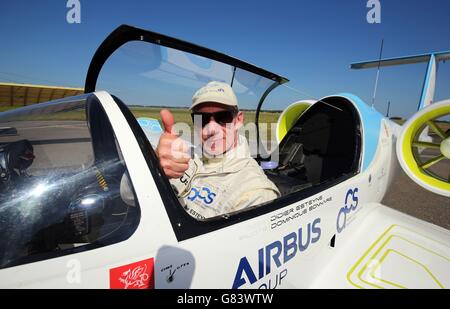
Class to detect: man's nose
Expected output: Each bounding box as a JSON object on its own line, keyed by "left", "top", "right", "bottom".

{"left": 202, "top": 119, "right": 222, "bottom": 138}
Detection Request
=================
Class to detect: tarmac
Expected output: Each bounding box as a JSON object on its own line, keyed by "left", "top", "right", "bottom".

{"left": 382, "top": 159, "right": 450, "bottom": 230}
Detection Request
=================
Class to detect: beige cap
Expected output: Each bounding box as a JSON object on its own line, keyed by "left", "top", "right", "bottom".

{"left": 191, "top": 81, "right": 238, "bottom": 110}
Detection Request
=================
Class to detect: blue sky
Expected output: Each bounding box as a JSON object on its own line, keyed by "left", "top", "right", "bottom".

{"left": 1, "top": 0, "right": 450, "bottom": 118}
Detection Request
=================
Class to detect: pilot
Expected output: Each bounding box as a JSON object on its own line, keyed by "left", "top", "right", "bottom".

{"left": 156, "top": 81, "right": 280, "bottom": 219}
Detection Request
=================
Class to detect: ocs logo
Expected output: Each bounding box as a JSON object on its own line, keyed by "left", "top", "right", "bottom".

{"left": 336, "top": 188, "right": 359, "bottom": 233}
{"left": 188, "top": 187, "right": 216, "bottom": 205}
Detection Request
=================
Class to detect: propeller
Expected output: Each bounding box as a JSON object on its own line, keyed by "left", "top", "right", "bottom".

{"left": 396, "top": 99, "right": 450, "bottom": 197}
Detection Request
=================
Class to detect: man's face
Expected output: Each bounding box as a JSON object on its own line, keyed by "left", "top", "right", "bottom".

{"left": 192, "top": 103, "right": 243, "bottom": 157}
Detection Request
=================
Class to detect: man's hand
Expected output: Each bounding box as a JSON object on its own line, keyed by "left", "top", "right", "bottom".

{"left": 156, "top": 109, "right": 190, "bottom": 179}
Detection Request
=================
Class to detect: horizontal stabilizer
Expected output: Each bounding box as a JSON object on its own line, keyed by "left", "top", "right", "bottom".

{"left": 351, "top": 51, "right": 450, "bottom": 69}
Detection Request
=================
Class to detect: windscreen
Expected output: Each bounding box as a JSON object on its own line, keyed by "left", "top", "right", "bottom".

{"left": 95, "top": 41, "right": 281, "bottom": 156}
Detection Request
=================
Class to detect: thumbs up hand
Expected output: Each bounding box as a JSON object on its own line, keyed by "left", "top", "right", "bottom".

{"left": 156, "top": 109, "right": 191, "bottom": 179}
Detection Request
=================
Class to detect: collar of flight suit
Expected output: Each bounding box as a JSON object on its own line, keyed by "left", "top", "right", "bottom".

{"left": 198, "top": 134, "right": 253, "bottom": 174}
{"left": 174, "top": 134, "right": 256, "bottom": 199}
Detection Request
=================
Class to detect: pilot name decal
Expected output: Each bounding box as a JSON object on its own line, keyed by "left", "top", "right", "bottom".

{"left": 336, "top": 187, "right": 359, "bottom": 233}
{"left": 110, "top": 258, "right": 154, "bottom": 289}
{"left": 271, "top": 195, "right": 332, "bottom": 230}
{"left": 232, "top": 217, "right": 321, "bottom": 289}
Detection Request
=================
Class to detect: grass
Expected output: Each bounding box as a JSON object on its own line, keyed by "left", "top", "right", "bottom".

{"left": 129, "top": 106, "right": 280, "bottom": 123}
{"left": 0, "top": 105, "right": 279, "bottom": 123}
{"left": 0, "top": 105, "right": 281, "bottom": 138}
{"left": 0, "top": 106, "right": 22, "bottom": 112}
{"left": 129, "top": 106, "right": 281, "bottom": 140}
{"left": 2, "top": 104, "right": 448, "bottom": 138}
{"left": 391, "top": 117, "right": 450, "bottom": 132}
{"left": 0, "top": 106, "right": 86, "bottom": 121}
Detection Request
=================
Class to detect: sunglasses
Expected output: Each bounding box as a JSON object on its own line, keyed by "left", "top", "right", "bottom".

{"left": 191, "top": 109, "right": 238, "bottom": 128}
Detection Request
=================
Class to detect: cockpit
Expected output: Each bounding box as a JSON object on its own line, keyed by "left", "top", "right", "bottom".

{"left": 264, "top": 96, "right": 361, "bottom": 196}
{"left": 0, "top": 95, "right": 140, "bottom": 269}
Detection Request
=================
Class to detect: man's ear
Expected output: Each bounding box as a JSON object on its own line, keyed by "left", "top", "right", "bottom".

{"left": 235, "top": 111, "right": 244, "bottom": 129}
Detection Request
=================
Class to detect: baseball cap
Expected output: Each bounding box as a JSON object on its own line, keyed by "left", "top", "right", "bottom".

{"left": 191, "top": 81, "right": 238, "bottom": 110}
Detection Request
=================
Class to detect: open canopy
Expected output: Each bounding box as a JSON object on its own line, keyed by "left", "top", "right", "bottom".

{"left": 84, "top": 25, "right": 289, "bottom": 111}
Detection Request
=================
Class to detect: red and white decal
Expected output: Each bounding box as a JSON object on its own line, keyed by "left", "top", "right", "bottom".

{"left": 110, "top": 258, "right": 154, "bottom": 289}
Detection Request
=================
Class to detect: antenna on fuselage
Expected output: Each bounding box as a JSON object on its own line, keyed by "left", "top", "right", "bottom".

{"left": 386, "top": 100, "right": 391, "bottom": 117}
{"left": 372, "top": 39, "right": 384, "bottom": 109}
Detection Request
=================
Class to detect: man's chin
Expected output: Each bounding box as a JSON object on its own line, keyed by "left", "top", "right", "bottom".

{"left": 203, "top": 147, "right": 224, "bottom": 158}
{"left": 202, "top": 143, "right": 226, "bottom": 158}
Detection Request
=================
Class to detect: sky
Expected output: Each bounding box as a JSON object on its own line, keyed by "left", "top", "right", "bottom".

{"left": 1, "top": 0, "right": 450, "bottom": 118}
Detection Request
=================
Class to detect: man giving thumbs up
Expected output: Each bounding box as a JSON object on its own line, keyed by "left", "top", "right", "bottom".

{"left": 156, "top": 81, "right": 279, "bottom": 220}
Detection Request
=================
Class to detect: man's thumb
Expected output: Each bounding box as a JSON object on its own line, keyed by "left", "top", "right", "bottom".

{"left": 160, "top": 109, "right": 175, "bottom": 134}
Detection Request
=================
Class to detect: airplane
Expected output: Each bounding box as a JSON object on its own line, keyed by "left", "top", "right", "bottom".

{"left": 0, "top": 25, "right": 448, "bottom": 289}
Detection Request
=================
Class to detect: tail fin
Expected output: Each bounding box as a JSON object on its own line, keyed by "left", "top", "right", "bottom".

{"left": 352, "top": 51, "right": 450, "bottom": 142}
{"left": 351, "top": 51, "right": 450, "bottom": 111}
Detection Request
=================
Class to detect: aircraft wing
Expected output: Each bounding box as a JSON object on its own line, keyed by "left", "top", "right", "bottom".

{"left": 311, "top": 203, "right": 450, "bottom": 289}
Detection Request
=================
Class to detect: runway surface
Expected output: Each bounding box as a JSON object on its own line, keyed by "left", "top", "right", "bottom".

{"left": 382, "top": 153, "right": 450, "bottom": 230}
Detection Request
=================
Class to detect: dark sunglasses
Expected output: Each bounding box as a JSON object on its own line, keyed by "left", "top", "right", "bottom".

{"left": 191, "top": 109, "right": 238, "bottom": 128}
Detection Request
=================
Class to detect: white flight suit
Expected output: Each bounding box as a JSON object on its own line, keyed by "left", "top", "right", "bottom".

{"left": 170, "top": 135, "right": 280, "bottom": 220}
